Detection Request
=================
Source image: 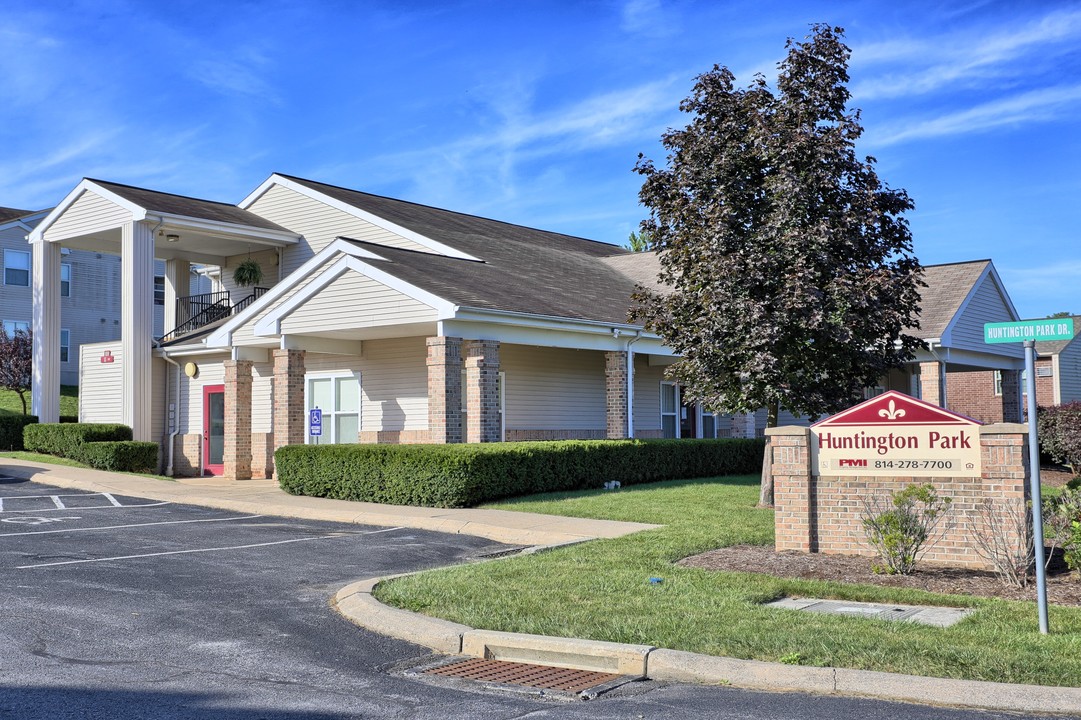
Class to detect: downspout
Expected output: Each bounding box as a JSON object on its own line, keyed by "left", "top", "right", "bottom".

{"left": 626, "top": 331, "right": 642, "bottom": 439}
{"left": 155, "top": 339, "right": 181, "bottom": 477}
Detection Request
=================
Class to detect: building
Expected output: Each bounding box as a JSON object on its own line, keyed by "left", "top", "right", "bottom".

{"left": 29, "top": 175, "right": 1027, "bottom": 478}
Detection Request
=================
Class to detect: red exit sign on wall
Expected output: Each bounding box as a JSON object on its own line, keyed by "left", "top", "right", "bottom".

{"left": 100, "top": 350, "right": 115, "bottom": 364}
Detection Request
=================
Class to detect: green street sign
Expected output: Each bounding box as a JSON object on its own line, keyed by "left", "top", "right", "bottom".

{"left": 984, "top": 318, "right": 1075, "bottom": 344}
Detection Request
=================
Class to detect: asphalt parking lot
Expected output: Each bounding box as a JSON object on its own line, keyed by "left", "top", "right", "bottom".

{"left": 0, "top": 474, "right": 1058, "bottom": 720}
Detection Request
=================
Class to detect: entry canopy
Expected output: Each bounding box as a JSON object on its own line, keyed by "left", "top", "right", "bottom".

{"left": 812, "top": 390, "right": 982, "bottom": 428}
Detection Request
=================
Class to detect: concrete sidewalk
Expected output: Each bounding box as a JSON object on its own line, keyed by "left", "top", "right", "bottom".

{"left": 0, "top": 458, "right": 659, "bottom": 546}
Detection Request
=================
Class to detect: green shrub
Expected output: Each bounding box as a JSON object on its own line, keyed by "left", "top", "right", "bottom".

{"left": 275, "top": 438, "right": 765, "bottom": 508}
{"left": 861, "top": 484, "right": 953, "bottom": 575}
{"left": 24, "top": 423, "right": 132, "bottom": 457}
{"left": 1038, "top": 402, "right": 1081, "bottom": 474}
{"left": 73, "top": 441, "right": 159, "bottom": 473}
{"left": 0, "top": 414, "right": 37, "bottom": 451}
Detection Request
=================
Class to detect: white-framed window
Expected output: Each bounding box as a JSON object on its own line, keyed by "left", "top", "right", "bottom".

{"left": 3, "top": 320, "right": 29, "bottom": 337}
{"left": 60, "top": 329, "right": 70, "bottom": 363}
{"left": 4, "top": 250, "right": 29, "bottom": 287}
{"left": 661, "top": 381, "right": 679, "bottom": 438}
{"left": 993, "top": 370, "right": 1003, "bottom": 396}
{"left": 305, "top": 372, "right": 360, "bottom": 444}
{"left": 460, "top": 370, "right": 506, "bottom": 441}
{"left": 701, "top": 406, "right": 717, "bottom": 439}
{"left": 60, "top": 263, "right": 71, "bottom": 297}
{"left": 154, "top": 275, "right": 165, "bottom": 306}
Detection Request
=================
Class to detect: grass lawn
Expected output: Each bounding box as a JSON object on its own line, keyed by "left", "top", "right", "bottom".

{"left": 0, "top": 385, "right": 78, "bottom": 417}
{"left": 0, "top": 451, "right": 173, "bottom": 481}
{"left": 376, "top": 475, "right": 1081, "bottom": 687}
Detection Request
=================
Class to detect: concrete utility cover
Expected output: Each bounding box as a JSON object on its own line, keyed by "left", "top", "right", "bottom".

{"left": 766, "top": 598, "right": 973, "bottom": 627}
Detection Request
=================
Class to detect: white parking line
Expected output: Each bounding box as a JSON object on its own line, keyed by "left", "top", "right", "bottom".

{"left": 0, "top": 514, "right": 264, "bottom": 538}
{"left": 102, "top": 493, "right": 123, "bottom": 507}
{"left": 16, "top": 526, "right": 407, "bottom": 569}
{"left": 0, "top": 493, "right": 171, "bottom": 512}
{"left": 50, "top": 495, "right": 65, "bottom": 509}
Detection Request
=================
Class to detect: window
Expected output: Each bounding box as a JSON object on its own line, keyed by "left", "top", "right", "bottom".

{"left": 993, "top": 370, "right": 1003, "bottom": 396}
{"left": 461, "top": 370, "right": 506, "bottom": 440}
{"left": 154, "top": 276, "right": 165, "bottom": 306}
{"left": 4, "top": 250, "right": 29, "bottom": 287}
{"left": 60, "top": 263, "right": 71, "bottom": 297}
{"left": 3, "top": 320, "right": 29, "bottom": 337}
{"left": 60, "top": 329, "right": 69, "bottom": 363}
{"left": 305, "top": 373, "right": 360, "bottom": 444}
{"left": 661, "top": 382, "right": 679, "bottom": 438}
{"left": 701, "top": 407, "right": 717, "bottom": 439}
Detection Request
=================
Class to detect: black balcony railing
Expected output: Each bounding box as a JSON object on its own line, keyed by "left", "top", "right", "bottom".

{"left": 161, "top": 287, "right": 270, "bottom": 343}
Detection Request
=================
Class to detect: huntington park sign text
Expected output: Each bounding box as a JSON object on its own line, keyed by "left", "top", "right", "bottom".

{"left": 810, "top": 391, "right": 983, "bottom": 477}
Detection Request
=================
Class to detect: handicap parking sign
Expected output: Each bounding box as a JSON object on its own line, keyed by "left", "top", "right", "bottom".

{"left": 309, "top": 408, "right": 323, "bottom": 436}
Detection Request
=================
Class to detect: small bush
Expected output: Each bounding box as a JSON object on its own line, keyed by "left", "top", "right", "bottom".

{"left": 861, "top": 484, "right": 953, "bottom": 575}
{"left": 1045, "top": 487, "right": 1081, "bottom": 577}
{"left": 73, "top": 441, "right": 159, "bottom": 473}
{"left": 1038, "top": 403, "right": 1081, "bottom": 474}
{"left": 24, "top": 423, "right": 132, "bottom": 457}
{"left": 0, "top": 414, "right": 37, "bottom": 451}
{"left": 275, "top": 438, "right": 766, "bottom": 508}
{"left": 973, "top": 497, "right": 1033, "bottom": 588}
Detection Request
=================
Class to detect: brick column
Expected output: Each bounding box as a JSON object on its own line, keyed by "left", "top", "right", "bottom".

{"left": 731, "top": 412, "right": 757, "bottom": 439}
{"left": 605, "top": 351, "right": 629, "bottom": 439}
{"left": 767, "top": 427, "right": 814, "bottom": 553}
{"left": 919, "top": 361, "right": 945, "bottom": 408}
{"left": 272, "top": 349, "right": 306, "bottom": 455}
{"left": 465, "top": 340, "right": 501, "bottom": 443}
{"left": 427, "top": 337, "right": 463, "bottom": 444}
{"left": 224, "top": 359, "right": 253, "bottom": 480}
{"left": 1000, "top": 369, "right": 1022, "bottom": 423}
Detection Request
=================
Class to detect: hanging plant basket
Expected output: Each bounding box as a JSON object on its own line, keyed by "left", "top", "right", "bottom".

{"left": 232, "top": 258, "right": 264, "bottom": 287}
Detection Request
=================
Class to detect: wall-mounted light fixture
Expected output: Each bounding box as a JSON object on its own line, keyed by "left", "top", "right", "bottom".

{"left": 166, "top": 234, "right": 180, "bottom": 243}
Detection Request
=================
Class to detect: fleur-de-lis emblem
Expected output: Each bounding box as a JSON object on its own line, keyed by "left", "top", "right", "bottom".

{"left": 878, "top": 399, "right": 906, "bottom": 420}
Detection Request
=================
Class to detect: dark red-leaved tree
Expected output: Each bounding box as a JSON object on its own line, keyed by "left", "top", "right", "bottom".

{"left": 633, "top": 25, "right": 925, "bottom": 506}
{"left": 0, "top": 328, "right": 33, "bottom": 414}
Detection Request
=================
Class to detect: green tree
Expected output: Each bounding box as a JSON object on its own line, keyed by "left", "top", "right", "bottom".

{"left": 0, "top": 327, "right": 33, "bottom": 414}
{"left": 624, "top": 230, "right": 651, "bottom": 252}
{"left": 633, "top": 25, "right": 924, "bottom": 506}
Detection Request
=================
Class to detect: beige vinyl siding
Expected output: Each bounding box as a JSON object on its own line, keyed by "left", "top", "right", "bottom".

{"left": 252, "top": 361, "right": 274, "bottom": 433}
{"left": 151, "top": 357, "right": 166, "bottom": 445}
{"left": 949, "top": 276, "right": 1024, "bottom": 357}
{"left": 44, "top": 190, "right": 133, "bottom": 243}
{"left": 217, "top": 248, "right": 279, "bottom": 306}
{"left": 229, "top": 272, "right": 322, "bottom": 347}
{"left": 501, "top": 345, "right": 605, "bottom": 431}
{"left": 246, "top": 184, "right": 430, "bottom": 279}
{"left": 633, "top": 356, "right": 665, "bottom": 433}
{"left": 303, "top": 337, "right": 428, "bottom": 432}
{"left": 78, "top": 342, "right": 124, "bottom": 422}
{"left": 177, "top": 356, "right": 228, "bottom": 434}
{"left": 278, "top": 271, "right": 437, "bottom": 335}
{"left": 1057, "top": 342, "right": 1081, "bottom": 404}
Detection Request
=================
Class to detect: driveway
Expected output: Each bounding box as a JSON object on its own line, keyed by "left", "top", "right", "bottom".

{"left": 0, "top": 476, "right": 1055, "bottom": 719}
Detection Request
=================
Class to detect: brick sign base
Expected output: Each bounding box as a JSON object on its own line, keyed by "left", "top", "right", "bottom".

{"left": 767, "top": 423, "right": 1030, "bottom": 570}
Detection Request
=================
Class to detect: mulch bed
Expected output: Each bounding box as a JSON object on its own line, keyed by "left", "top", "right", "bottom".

{"left": 679, "top": 467, "right": 1081, "bottom": 606}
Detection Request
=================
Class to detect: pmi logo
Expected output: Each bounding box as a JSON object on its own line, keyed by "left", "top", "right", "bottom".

{"left": 838, "top": 458, "right": 868, "bottom": 468}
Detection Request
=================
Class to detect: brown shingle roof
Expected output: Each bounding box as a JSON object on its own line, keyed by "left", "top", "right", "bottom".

{"left": 0, "top": 206, "right": 36, "bottom": 224}
{"left": 910, "top": 260, "right": 992, "bottom": 339}
{"left": 89, "top": 179, "right": 291, "bottom": 232}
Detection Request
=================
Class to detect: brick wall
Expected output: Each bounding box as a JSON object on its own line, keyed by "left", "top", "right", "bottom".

{"left": 224, "top": 359, "right": 253, "bottom": 480}
{"left": 465, "top": 339, "right": 501, "bottom": 443}
{"left": 946, "top": 370, "right": 1005, "bottom": 423}
{"left": 427, "top": 336, "right": 463, "bottom": 444}
{"left": 172, "top": 433, "right": 202, "bottom": 476}
{"left": 505, "top": 429, "right": 607, "bottom": 441}
{"left": 769, "top": 424, "right": 1029, "bottom": 569}
{"left": 358, "top": 429, "right": 430, "bottom": 444}
{"left": 251, "top": 432, "right": 274, "bottom": 479}
{"left": 605, "top": 351, "right": 629, "bottom": 439}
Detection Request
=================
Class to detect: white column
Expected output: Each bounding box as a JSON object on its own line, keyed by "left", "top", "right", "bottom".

{"left": 163, "top": 258, "right": 190, "bottom": 334}
{"left": 122, "top": 221, "right": 155, "bottom": 441}
{"left": 31, "top": 241, "right": 61, "bottom": 422}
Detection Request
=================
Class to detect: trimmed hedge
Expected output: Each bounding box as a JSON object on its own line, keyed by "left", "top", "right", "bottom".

{"left": 24, "top": 423, "right": 132, "bottom": 458}
{"left": 0, "top": 415, "right": 38, "bottom": 451}
{"left": 276, "top": 438, "right": 766, "bottom": 508}
{"left": 74, "top": 441, "right": 159, "bottom": 473}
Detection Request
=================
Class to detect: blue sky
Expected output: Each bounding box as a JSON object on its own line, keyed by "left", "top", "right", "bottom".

{"left": 1, "top": 0, "right": 1079, "bottom": 318}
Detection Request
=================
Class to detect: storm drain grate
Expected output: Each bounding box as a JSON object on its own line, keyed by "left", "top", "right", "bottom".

{"left": 423, "top": 658, "right": 621, "bottom": 694}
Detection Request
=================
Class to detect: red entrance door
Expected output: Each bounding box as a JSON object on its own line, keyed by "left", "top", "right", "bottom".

{"left": 203, "top": 384, "right": 225, "bottom": 476}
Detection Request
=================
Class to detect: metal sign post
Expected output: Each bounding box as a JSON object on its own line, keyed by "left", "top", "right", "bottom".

{"left": 984, "top": 318, "right": 1072, "bottom": 635}
{"left": 1024, "top": 340, "right": 1049, "bottom": 634}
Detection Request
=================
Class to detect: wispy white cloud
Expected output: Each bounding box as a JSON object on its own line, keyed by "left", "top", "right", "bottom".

{"left": 869, "top": 83, "right": 1081, "bottom": 146}
{"left": 852, "top": 7, "right": 1081, "bottom": 100}
{"left": 620, "top": 0, "right": 677, "bottom": 38}
{"left": 188, "top": 45, "right": 281, "bottom": 104}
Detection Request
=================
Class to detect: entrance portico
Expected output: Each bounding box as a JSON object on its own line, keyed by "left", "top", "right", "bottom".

{"left": 29, "top": 179, "right": 298, "bottom": 440}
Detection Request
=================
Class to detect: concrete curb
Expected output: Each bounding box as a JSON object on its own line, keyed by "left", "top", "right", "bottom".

{"left": 341, "top": 575, "right": 1081, "bottom": 716}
